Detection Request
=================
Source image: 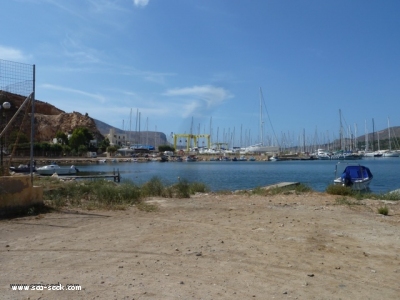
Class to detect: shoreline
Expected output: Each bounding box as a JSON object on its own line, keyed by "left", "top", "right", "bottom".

{"left": 6, "top": 152, "right": 316, "bottom": 166}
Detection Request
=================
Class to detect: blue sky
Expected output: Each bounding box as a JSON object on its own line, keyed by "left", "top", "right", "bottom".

{"left": 1, "top": 0, "right": 399, "bottom": 147}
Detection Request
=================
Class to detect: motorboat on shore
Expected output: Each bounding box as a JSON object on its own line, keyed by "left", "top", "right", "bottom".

{"left": 9, "top": 163, "right": 36, "bottom": 174}
{"left": 244, "top": 143, "right": 280, "bottom": 154}
{"left": 363, "top": 151, "right": 383, "bottom": 158}
{"left": 331, "top": 151, "right": 362, "bottom": 160}
{"left": 381, "top": 150, "right": 399, "bottom": 157}
{"left": 333, "top": 163, "right": 373, "bottom": 191}
{"left": 269, "top": 155, "right": 280, "bottom": 162}
{"left": 316, "top": 149, "right": 331, "bottom": 160}
{"left": 36, "top": 164, "right": 79, "bottom": 176}
{"left": 185, "top": 155, "right": 197, "bottom": 162}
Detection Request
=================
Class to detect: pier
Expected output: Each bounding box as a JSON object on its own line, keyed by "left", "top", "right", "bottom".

{"left": 263, "top": 182, "right": 300, "bottom": 189}
{"left": 50, "top": 169, "right": 121, "bottom": 183}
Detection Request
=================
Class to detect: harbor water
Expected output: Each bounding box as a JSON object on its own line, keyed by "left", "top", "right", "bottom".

{"left": 75, "top": 157, "right": 400, "bottom": 194}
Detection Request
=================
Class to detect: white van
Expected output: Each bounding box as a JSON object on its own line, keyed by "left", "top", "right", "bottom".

{"left": 87, "top": 152, "right": 97, "bottom": 158}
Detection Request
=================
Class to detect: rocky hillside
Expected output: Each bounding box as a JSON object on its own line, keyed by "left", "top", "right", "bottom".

{"left": 1, "top": 91, "right": 168, "bottom": 145}
{"left": 0, "top": 91, "right": 102, "bottom": 142}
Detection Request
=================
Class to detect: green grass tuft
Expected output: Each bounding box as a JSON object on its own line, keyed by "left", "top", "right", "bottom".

{"left": 326, "top": 184, "right": 354, "bottom": 196}
{"left": 173, "top": 179, "right": 191, "bottom": 198}
{"left": 189, "top": 182, "right": 210, "bottom": 194}
{"left": 37, "top": 176, "right": 211, "bottom": 210}
{"left": 140, "top": 176, "right": 166, "bottom": 197}
{"left": 335, "top": 196, "right": 363, "bottom": 206}
{"left": 377, "top": 206, "right": 389, "bottom": 215}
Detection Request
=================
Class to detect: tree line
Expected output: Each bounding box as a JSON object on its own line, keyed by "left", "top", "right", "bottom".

{"left": 5, "top": 127, "right": 110, "bottom": 157}
{"left": 5, "top": 126, "right": 175, "bottom": 157}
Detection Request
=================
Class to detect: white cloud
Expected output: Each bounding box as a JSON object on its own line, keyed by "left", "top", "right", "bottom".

{"left": 163, "top": 85, "right": 233, "bottom": 117}
{"left": 44, "top": 0, "right": 85, "bottom": 19}
{"left": 0, "top": 46, "right": 31, "bottom": 62}
{"left": 88, "top": 0, "right": 127, "bottom": 13}
{"left": 164, "top": 85, "right": 233, "bottom": 107}
{"left": 41, "top": 84, "right": 106, "bottom": 103}
{"left": 61, "top": 35, "right": 102, "bottom": 64}
{"left": 133, "top": 0, "right": 149, "bottom": 7}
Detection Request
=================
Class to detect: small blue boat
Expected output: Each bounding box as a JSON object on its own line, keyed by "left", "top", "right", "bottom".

{"left": 333, "top": 163, "right": 373, "bottom": 191}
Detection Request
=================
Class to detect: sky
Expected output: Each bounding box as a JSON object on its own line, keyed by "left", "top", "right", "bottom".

{"left": 1, "top": 0, "right": 400, "bottom": 148}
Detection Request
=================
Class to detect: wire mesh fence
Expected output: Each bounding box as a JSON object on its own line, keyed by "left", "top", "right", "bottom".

{"left": 0, "top": 59, "right": 35, "bottom": 175}
{"left": 0, "top": 59, "right": 34, "bottom": 97}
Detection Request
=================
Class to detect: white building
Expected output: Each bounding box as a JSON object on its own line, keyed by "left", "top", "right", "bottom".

{"left": 106, "top": 128, "right": 127, "bottom": 146}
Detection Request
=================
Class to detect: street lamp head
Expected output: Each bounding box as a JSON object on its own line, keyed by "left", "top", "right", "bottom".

{"left": 1, "top": 102, "right": 11, "bottom": 110}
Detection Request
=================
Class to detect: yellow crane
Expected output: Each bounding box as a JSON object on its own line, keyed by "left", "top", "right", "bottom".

{"left": 173, "top": 134, "right": 211, "bottom": 152}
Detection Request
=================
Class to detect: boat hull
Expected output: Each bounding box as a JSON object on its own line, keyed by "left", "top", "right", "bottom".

{"left": 9, "top": 165, "right": 36, "bottom": 173}
{"left": 36, "top": 164, "right": 78, "bottom": 175}
{"left": 333, "top": 177, "right": 372, "bottom": 191}
{"left": 382, "top": 152, "right": 399, "bottom": 157}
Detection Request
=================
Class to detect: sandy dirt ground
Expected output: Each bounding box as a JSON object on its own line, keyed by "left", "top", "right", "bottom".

{"left": 1, "top": 191, "right": 400, "bottom": 300}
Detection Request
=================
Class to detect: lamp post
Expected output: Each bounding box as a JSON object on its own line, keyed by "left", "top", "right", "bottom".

{"left": 0, "top": 101, "right": 11, "bottom": 169}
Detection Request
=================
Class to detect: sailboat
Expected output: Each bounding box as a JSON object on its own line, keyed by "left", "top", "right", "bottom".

{"left": 244, "top": 88, "right": 279, "bottom": 154}
{"left": 363, "top": 118, "right": 382, "bottom": 157}
{"left": 382, "top": 117, "right": 399, "bottom": 157}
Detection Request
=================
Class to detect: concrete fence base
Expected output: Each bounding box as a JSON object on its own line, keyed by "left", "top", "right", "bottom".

{"left": 0, "top": 176, "right": 43, "bottom": 213}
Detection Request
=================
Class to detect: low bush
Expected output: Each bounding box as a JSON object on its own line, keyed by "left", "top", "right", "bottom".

{"left": 42, "top": 179, "right": 142, "bottom": 209}
{"left": 377, "top": 206, "right": 389, "bottom": 215}
{"left": 173, "top": 179, "right": 191, "bottom": 198}
{"left": 266, "top": 183, "right": 312, "bottom": 195}
{"left": 326, "top": 184, "right": 354, "bottom": 196}
{"left": 335, "top": 196, "right": 362, "bottom": 206}
{"left": 140, "top": 176, "right": 166, "bottom": 197}
{"left": 251, "top": 187, "right": 268, "bottom": 196}
{"left": 189, "top": 182, "right": 209, "bottom": 194}
{"left": 294, "top": 183, "right": 312, "bottom": 194}
{"left": 371, "top": 191, "right": 400, "bottom": 201}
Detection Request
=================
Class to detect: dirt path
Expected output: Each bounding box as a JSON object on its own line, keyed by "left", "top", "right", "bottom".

{"left": 1, "top": 192, "right": 399, "bottom": 299}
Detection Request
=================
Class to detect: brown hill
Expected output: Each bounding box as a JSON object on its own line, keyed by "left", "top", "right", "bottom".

{"left": 1, "top": 91, "right": 104, "bottom": 143}
{"left": 1, "top": 91, "right": 168, "bottom": 146}
{"left": 357, "top": 126, "right": 400, "bottom": 144}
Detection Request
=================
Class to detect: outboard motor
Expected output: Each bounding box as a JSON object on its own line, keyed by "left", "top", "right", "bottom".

{"left": 343, "top": 172, "right": 353, "bottom": 187}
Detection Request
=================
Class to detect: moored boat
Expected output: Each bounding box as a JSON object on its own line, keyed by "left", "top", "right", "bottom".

{"left": 364, "top": 151, "right": 383, "bottom": 157}
{"left": 9, "top": 164, "right": 36, "bottom": 174}
{"left": 36, "top": 164, "right": 79, "bottom": 175}
{"left": 269, "top": 155, "right": 280, "bottom": 162}
{"left": 333, "top": 163, "right": 373, "bottom": 191}
{"left": 381, "top": 150, "right": 399, "bottom": 157}
{"left": 185, "top": 155, "right": 197, "bottom": 162}
{"left": 317, "top": 149, "right": 331, "bottom": 160}
{"left": 331, "top": 151, "right": 362, "bottom": 160}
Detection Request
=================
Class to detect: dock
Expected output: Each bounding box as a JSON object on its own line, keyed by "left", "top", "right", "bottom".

{"left": 50, "top": 169, "right": 121, "bottom": 182}
{"left": 263, "top": 182, "right": 300, "bottom": 190}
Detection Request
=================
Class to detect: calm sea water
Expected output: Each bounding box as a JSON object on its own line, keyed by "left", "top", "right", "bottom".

{"left": 75, "top": 158, "right": 400, "bottom": 193}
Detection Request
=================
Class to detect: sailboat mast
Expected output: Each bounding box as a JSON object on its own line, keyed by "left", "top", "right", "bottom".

{"left": 209, "top": 117, "right": 212, "bottom": 145}
{"left": 129, "top": 108, "right": 132, "bottom": 146}
{"left": 372, "top": 118, "right": 375, "bottom": 152}
{"left": 138, "top": 112, "right": 141, "bottom": 145}
{"left": 365, "top": 120, "right": 369, "bottom": 152}
{"left": 339, "top": 109, "right": 343, "bottom": 150}
{"left": 260, "top": 87, "right": 263, "bottom": 145}
{"left": 388, "top": 117, "right": 391, "bottom": 151}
